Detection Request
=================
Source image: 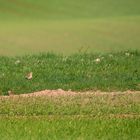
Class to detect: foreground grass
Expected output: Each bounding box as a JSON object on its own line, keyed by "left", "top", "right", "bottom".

{"left": 0, "top": 92, "right": 140, "bottom": 139}
{"left": 0, "top": 117, "right": 139, "bottom": 140}
{"left": 0, "top": 51, "right": 140, "bottom": 95}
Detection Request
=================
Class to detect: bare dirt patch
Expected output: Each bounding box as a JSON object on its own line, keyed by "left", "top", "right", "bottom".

{"left": 0, "top": 89, "right": 140, "bottom": 99}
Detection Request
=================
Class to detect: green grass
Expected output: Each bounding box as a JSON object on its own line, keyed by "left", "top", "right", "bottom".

{"left": 0, "top": 0, "right": 140, "bottom": 56}
{"left": 0, "top": 51, "right": 140, "bottom": 95}
{"left": 0, "top": 17, "right": 140, "bottom": 56}
{"left": 0, "top": 92, "right": 140, "bottom": 116}
{"left": 0, "top": 1, "right": 140, "bottom": 139}
{"left": 0, "top": 117, "right": 139, "bottom": 140}
{"left": 0, "top": 0, "right": 140, "bottom": 19}
{"left": 0, "top": 52, "right": 139, "bottom": 140}
{"left": 0, "top": 92, "right": 140, "bottom": 139}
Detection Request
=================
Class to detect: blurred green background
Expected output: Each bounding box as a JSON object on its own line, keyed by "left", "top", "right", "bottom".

{"left": 0, "top": 0, "right": 140, "bottom": 56}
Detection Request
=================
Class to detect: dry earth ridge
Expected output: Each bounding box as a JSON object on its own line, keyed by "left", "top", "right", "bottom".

{"left": 0, "top": 89, "right": 140, "bottom": 98}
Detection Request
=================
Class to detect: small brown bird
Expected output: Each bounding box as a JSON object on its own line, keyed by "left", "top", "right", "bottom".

{"left": 8, "top": 90, "right": 14, "bottom": 96}
{"left": 25, "top": 72, "right": 33, "bottom": 80}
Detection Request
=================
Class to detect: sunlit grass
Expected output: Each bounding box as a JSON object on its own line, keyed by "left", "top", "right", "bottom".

{"left": 0, "top": 51, "right": 140, "bottom": 139}
{"left": 0, "top": 17, "right": 140, "bottom": 56}
{"left": 0, "top": 117, "right": 139, "bottom": 140}
{"left": 0, "top": 91, "right": 140, "bottom": 116}
{"left": 0, "top": 0, "right": 140, "bottom": 56}
{"left": 0, "top": 92, "right": 140, "bottom": 139}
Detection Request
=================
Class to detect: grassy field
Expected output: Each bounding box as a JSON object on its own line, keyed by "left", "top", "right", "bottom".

{"left": 0, "top": 51, "right": 140, "bottom": 95}
{"left": 0, "top": 92, "right": 140, "bottom": 139}
{"left": 0, "top": 0, "right": 140, "bottom": 56}
{"left": 1, "top": 0, "right": 140, "bottom": 19}
{"left": 0, "top": 117, "right": 139, "bottom": 140}
{"left": 0, "top": 1, "right": 140, "bottom": 139}
{"left": 0, "top": 51, "right": 139, "bottom": 139}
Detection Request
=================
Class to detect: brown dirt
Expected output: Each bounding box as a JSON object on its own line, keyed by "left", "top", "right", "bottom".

{"left": 0, "top": 89, "right": 140, "bottom": 99}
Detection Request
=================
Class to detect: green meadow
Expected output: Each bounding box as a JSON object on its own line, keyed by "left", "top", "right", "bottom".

{"left": 0, "top": 51, "right": 140, "bottom": 95}
{"left": 1, "top": 117, "right": 139, "bottom": 140}
{"left": 0, "top": 92, "right": 140, "bottom": 140}
{"left": 0, "top": 0, "right": 140, "bottom": 56}
{"left": 0, "top": 0, "right": 140, "bottom": 139}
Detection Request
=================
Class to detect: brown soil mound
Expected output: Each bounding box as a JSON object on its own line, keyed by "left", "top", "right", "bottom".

{"left": 0, "top": 89, "right": 140, "bottom": 99}
{"left": 1, "top": 89, "right": 77, "bottom": 98}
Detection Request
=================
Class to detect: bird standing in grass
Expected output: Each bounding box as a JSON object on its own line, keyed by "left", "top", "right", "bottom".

{"left": 8, "top": 90, "right": 14, "bottom": 96}
{"left": 25, "top": 72, "right": 33, "bottom": 80}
